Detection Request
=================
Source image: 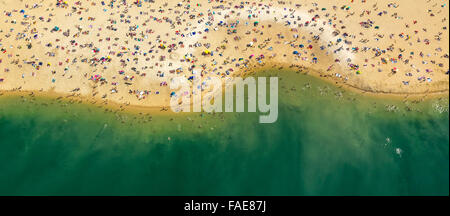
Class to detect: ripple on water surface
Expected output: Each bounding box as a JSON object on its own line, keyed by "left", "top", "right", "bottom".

{"left": 0, "top": 70, "right": 448, "bottom": 195}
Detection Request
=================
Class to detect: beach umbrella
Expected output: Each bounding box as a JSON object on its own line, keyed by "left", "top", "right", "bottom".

{"left": 202, "top": 50, "right": 211, "bottom": 55}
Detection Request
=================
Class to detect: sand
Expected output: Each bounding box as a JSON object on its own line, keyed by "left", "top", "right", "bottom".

{"left": 0, "top": 0, "right": 449, "bottom": 109}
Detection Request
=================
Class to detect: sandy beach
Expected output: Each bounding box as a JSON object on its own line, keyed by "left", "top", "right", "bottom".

{"left": 1, "top": 0, "right": 449, "bottom": 109}
{"left": 0, "top": 1, "right": 449, "bottom": 197}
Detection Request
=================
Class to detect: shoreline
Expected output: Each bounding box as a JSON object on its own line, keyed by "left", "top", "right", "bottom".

{"left": 239, "top": 62, "right": 450, "bottom": 100}
{"left": 1, "top": 66, "right": 448, "bottom": 116}
{"left": 0, "top": 88, "right": 176, "bottom": 116}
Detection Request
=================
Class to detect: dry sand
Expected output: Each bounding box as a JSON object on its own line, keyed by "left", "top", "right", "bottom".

{"left": 0, "top": 0, "right": 449, "bottom": 109}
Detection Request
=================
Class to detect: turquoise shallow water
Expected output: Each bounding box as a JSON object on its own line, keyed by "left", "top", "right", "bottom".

{"left": 0, "top": 70, "right": 448, "bottom": 195}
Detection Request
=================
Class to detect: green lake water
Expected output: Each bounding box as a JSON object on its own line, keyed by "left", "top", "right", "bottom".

{"left": 0, "top": 70, "right": 448, "bottom": 195}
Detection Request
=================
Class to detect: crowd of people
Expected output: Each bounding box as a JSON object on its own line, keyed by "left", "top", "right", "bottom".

{"left": 0, "top": 0, "right": 448, "bottom": 108}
